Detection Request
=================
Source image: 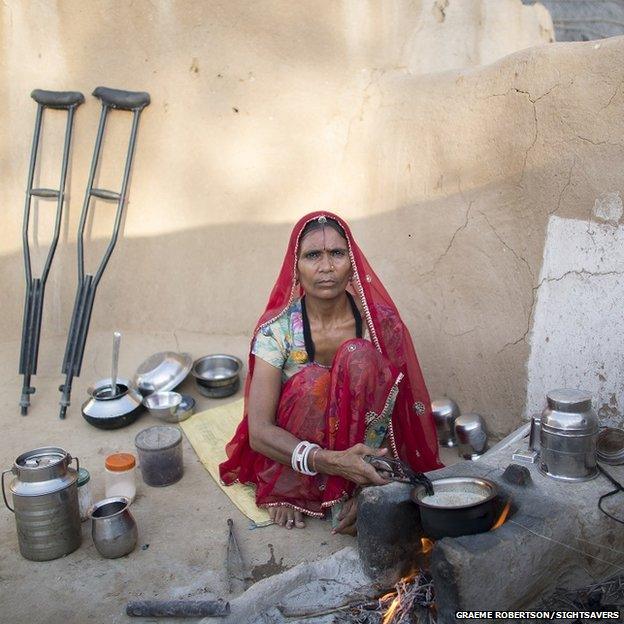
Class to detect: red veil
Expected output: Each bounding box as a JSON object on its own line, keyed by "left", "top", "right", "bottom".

{"left": 220, "top": 211, "right": 442, "bottom": 508}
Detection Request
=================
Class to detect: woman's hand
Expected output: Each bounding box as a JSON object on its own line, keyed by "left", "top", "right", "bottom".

{"left": 333, "top": 496, "right": 358, "bottom": 535}
{"left": 315, "top": 444, "right": 391, "bottom": 486}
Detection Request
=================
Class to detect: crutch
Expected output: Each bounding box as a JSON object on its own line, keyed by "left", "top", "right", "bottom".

{"left": 19, "top": 90, "right": 85, "bottom": 415}
{"left": 58, "top": 87, "right": 150, "bottom": 419}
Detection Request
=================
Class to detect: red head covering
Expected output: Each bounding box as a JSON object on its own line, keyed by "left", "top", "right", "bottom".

{"left": 221, "top": 211, "right": 441, "bottom": 486}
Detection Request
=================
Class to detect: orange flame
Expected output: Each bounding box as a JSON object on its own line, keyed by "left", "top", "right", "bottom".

{"left": 380, "top": 573, "right": 419, "bottom": 624}
{"left": 421, "top": 537, "right": 434, "bottom": 554}
{"left": 382, "top": 595, "right": 400, "bottom": 624}
{"left": 490, "top": 500, "right": 511, "bottom": 530}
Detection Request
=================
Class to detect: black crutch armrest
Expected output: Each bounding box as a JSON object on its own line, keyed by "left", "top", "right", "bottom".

{"left": 31, "top": 89, "right": 85, "bottom": 109}
{"left": 92, "top": 87, "right": 151, "bottom": 111}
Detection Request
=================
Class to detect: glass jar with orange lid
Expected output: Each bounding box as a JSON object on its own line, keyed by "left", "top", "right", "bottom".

{"left": 104, "top": 453, "right": 136, "bottom": 503}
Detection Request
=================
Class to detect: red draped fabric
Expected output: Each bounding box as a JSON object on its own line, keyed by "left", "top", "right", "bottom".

{"left": 219, "top": 212, "right": 442, "bottom": 515}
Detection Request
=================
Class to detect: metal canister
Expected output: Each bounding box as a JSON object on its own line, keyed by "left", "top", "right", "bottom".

{"left": 431, "top": 398, "right": 460, "bottom": 447}
{"left": 1, "top": 447, "right": 81, "bottom": 561}
{"left": 454, "top": 413, "right": 488, "bottom": 459}
{"left": 538, "top": 389, "right": 599, "bottom": 482}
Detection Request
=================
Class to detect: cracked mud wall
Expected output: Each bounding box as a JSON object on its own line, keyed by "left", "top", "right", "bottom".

{"left": 345, "top": 36, "right": 624, "bottom": 436}
{"left": 1, "top": 1, "right": 622, "bottom": 436}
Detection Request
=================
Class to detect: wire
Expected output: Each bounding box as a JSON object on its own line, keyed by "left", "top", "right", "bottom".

{"left": 508, "top": 519, "right": 624, "bottom": 572}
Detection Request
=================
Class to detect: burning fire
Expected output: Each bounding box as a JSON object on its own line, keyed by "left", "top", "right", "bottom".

{"left": 421, "top": 537, "right": 434, "bottom": 555}
{"left": 381, "top": 574, "right": 418, "bottom": 624}
{"left": 490, "top": 500, "right": 511, "bottom": 530}
{"left": 378, "top": 503, "right": 510, "bottom": 622}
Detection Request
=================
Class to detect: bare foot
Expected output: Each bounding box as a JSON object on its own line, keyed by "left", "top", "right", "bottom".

{"left": 268, "top": 506, "right": 306, "bottom": 529}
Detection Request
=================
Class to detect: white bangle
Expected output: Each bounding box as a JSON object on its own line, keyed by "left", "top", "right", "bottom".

{"left": 291, "top": 441, "right": 320, "bottom": 476}
{"left": 291, "top": 441, "right": 307, "bottom": 471}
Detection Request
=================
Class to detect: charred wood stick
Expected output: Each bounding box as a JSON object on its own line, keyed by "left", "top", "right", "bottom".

{"left": 126, "top": 599, "right": 230, "bottom": 618}
{"left": 276, "top": 598, "right": 379, "bottom": 619}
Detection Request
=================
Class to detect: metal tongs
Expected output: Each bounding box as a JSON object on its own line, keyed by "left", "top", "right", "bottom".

{"left": 364, "top": 455, "right": 434, "bottom": 495}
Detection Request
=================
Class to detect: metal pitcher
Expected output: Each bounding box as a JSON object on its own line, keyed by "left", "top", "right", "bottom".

{"left": 2, "top": 447, "right": 81, "bottom": 561}
{"left": 89, "top": 496, "right": 138, "bottom": 558}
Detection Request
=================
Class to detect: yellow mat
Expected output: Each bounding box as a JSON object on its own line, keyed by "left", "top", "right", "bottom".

{"left": 180, "top": 398, "right": 271, "bottom": 527}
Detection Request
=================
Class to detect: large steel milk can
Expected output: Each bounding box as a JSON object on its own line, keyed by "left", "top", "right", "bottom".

{"left": 538, "top": 389, "right": 599, "bottom": 482}
{"left": 2, "top": 447, "right": 82, "bottom": 561}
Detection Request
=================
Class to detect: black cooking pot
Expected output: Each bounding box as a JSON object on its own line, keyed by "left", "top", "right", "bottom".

{"left": 81, "top": 379, "right": 144, "bottom": 430}
{"left": 411, "top": 476, "right": 499, "bottom": 539}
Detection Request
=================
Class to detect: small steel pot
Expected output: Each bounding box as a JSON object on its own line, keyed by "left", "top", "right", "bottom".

{"left": 192, "top": 355, "right": 242, "bottom": 399}
{"left": 454, "top": 413, "right": 488, "bottom": 459}
{"left": 81, "top": 378, "right": 144, "bottom": 430}
{"left": 431, "top": 398, "right": 460, "bottom": 447}
{"left": 89, "top": 497, "right": 138, "bottom": 558}
{"left": 411, "top": 477, "right": 499, "bottom": 539}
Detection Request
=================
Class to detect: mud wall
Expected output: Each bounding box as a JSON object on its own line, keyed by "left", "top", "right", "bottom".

{"left": 3, "top": 1, "right": 623, "bottom": 435}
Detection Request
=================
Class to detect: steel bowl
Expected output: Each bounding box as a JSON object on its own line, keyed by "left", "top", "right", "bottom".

{"left": 431, "top": 398, "right": 460, "bottom": 447}
{"left": 133, "top": 352, "right": 193, "bottom": 396}
{"left": 145, "top": 393, "right": 195, "bottom": 423}
{"left": 192, "top": 355, "right": 242, "bottom": 399}
{"left": 143, "top": 391, "right": 182, "bottom": 419}
{"left": 596, "top": 427, "right": 624, "bottom": 465}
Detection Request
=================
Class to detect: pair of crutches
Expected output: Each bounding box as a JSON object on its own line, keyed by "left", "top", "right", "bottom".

{"left": 18, "top": 87, "right": 150, "bottom": 418}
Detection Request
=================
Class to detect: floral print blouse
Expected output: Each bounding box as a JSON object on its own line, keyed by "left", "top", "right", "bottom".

{"left": 251, "top": 298, "right": 370, "bottom": 383}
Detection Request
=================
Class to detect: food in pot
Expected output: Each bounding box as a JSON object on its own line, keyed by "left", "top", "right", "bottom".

{"left": 421, "top": 490, "right": 488, "bottom": 507}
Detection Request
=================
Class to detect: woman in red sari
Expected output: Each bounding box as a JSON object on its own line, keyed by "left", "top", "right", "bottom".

{"left": 219, "top": 212, "right": 441, "bottom": 534}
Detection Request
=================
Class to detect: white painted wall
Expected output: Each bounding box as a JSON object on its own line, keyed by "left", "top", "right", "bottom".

{"left": 526, "top": 203, "right": 624, "bottom": 424}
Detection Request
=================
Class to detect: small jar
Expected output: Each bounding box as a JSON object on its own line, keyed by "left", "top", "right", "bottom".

{"left": 77, "top": 467, "right": 93, "bottom": 521}
{"left": 104, "top": 453, "right": 137, "bottom": 503}
{"left": 135, "top": 426, "right": 183, "bottom": 487}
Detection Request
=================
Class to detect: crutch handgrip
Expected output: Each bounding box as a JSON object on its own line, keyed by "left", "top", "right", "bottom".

{"left": 30, "top": 89, "right": 85, "bottom": 109}
{"left": 92, "top": 86, "right": 150, "bottom": 111}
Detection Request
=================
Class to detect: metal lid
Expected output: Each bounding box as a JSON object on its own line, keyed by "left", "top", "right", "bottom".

{"left": 546, "top": 388, "right": 593, "bottom": 413}
{"left": 16, "top": 447, "right": 67, "bottom": 469}
{"left": 133, "top": 352, "right": 192, "bottom": 396}
{"left": 105, "top": 453, "right": 136, "bottom": 471}
{"left": 454, "top": 413, "right": 485, "bottom": 433}
{"left": 10, "top": 447, "right": 77, "bottom": 494}
{"left": 135, "top": 425, "right": 182, "bottom": 451}
{"left": 597, "top": 428, "right": 624, "bottom": 465}
{"left": 77, "top": 467, "right": 91, "bottom": 486}
{"left": 542, "top": 389, "right": 598, "bottom": 433}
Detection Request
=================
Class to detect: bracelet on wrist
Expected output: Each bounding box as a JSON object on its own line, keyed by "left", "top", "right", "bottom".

{"left": 291, "top": 441, "right": 320, "bottom": 476}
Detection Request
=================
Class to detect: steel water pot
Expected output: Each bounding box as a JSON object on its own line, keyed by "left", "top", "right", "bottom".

{"left": 2, "top": 447, "right": 81, "bottom": 561}
{"left": 90, "top": 496, "right": 138, "bottom": 558}
{"left": 538, "top": 388, "right": 599, "bottom": 482}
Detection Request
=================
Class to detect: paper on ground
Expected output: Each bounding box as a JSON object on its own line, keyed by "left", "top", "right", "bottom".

{"left": 181, "top": 398, "right": 271, "bottom": 526}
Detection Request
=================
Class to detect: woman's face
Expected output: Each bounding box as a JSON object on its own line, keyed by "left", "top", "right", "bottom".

{"left": 296, "top": 226, "right": 352, "bottom": 299}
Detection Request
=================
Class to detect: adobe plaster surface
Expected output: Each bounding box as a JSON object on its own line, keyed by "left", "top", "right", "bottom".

{"left": 1, "top": 0, "right": 561, "bottom": 441}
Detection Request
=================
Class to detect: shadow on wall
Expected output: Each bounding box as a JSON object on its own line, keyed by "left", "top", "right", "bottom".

{"left": 1, "top": 182, "right": 541, "bottom": 439}
{"left": 4, "top": 174, "right": 624, "bottom": 438}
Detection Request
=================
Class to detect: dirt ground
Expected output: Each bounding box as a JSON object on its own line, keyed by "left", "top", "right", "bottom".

{"left": 0, "top": 330, "right": 458, "bottom": 624}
